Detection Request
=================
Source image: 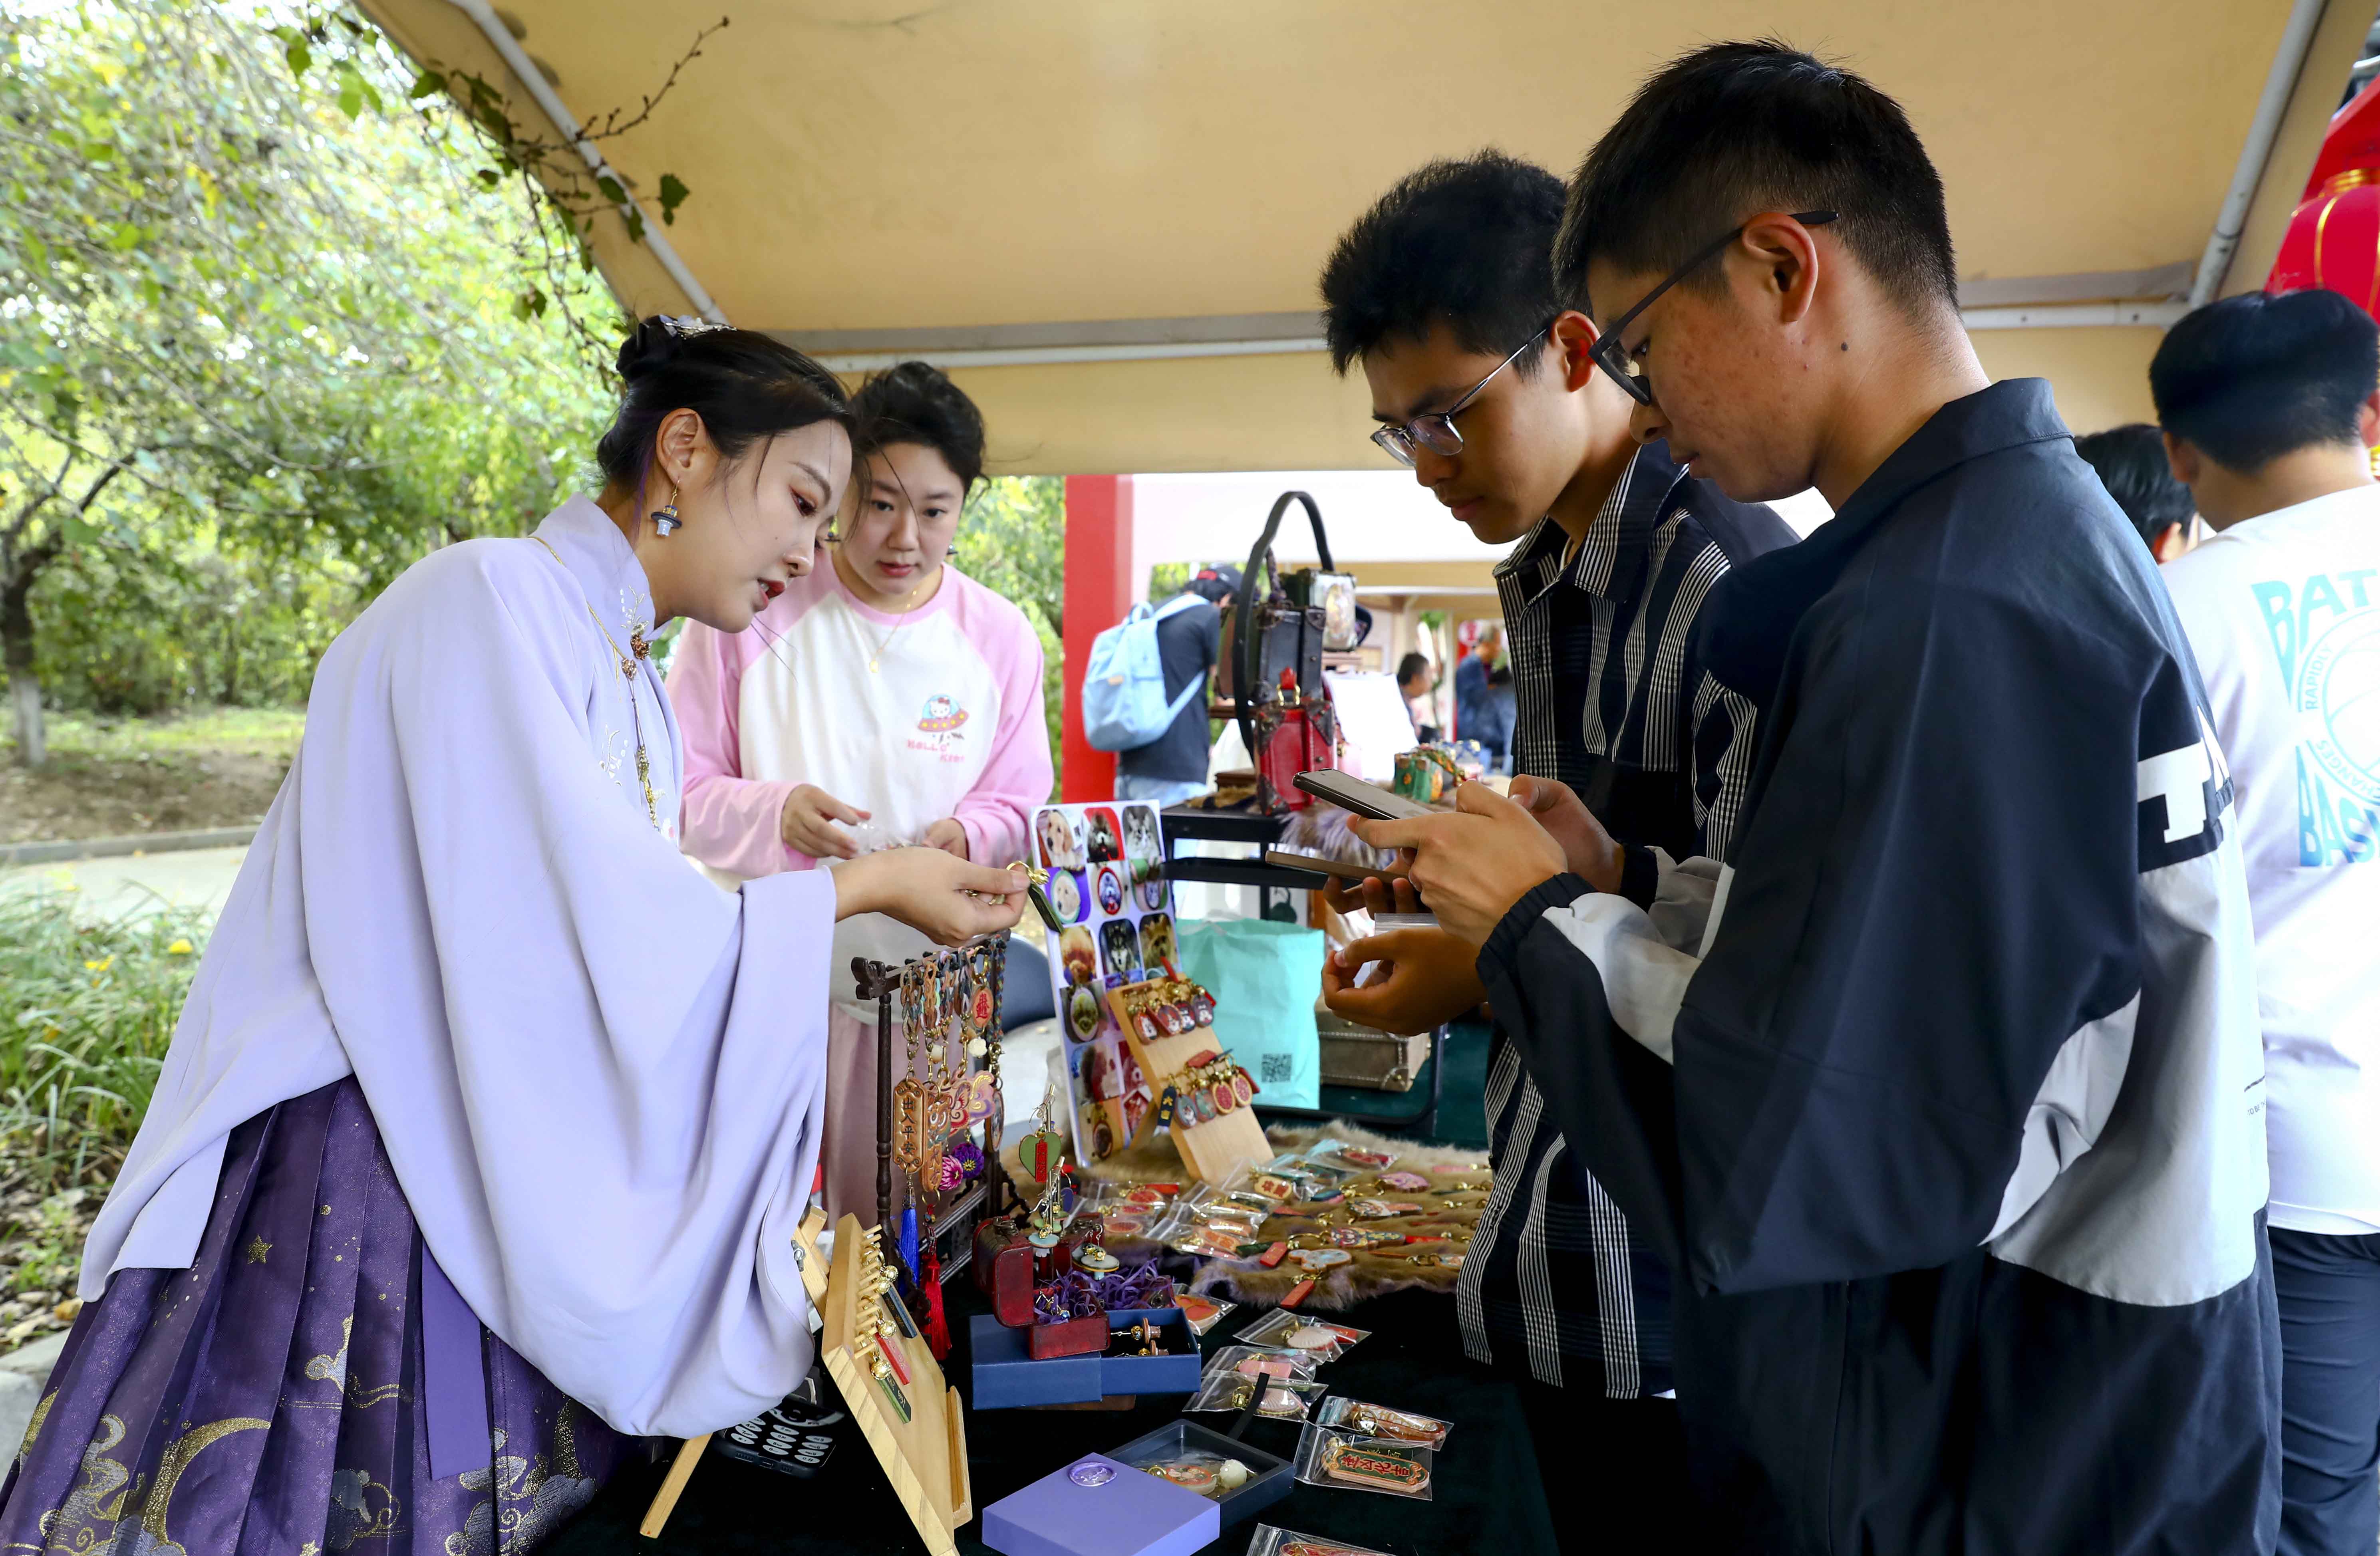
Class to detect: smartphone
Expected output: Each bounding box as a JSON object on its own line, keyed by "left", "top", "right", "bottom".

{"left": 1261, "top": 848, "right": 1409, "bottom": 882}
{"left": 1292, "top": 769, "right": 1434, "bottom": 822}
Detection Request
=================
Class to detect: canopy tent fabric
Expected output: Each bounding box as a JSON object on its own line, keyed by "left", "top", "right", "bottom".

{"left": 357, "top": 0, "right": 2371, "bottom": 473}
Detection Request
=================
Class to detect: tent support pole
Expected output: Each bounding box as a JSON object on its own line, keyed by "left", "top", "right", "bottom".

{"left": 2189, "top": 0, "right": 2331, "bottom": 306}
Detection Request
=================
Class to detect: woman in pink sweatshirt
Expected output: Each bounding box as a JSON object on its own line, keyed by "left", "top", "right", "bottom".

{"left": 670, "top": 361, "right": 1054, "bottom": 1221}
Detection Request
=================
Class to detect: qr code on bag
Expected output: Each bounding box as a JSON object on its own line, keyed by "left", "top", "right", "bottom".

{"left": 1260, "top": 1054, "right": 1295, "bottom": 1084}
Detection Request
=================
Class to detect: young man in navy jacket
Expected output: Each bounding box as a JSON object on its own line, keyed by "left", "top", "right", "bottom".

{"left": 1345, "top": 42, "right": 2280, "bottom": 1556}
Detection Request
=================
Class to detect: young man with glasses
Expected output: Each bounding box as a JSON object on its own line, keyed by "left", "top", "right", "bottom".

{"left": 1337, "top": 44, "right": 2279, "bottom": 1555}
{"left": 1314, "top": 150, "right": 1794, "bottom": 1546}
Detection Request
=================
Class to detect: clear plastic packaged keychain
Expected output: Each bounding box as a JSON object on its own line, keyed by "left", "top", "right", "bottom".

{"left": 1313, "top": 1396, "right": 1451, "bottom": 1448}
{"left": 1172, "top": 1290, "right": 1237, "bottom": 1335}
{"left": 1235, "top": 1309, "right": 1369, "bottom": 1362}
{"left": 1202, "top": 1344, "right": 1320, "bottom": 1382}
{"left": 1189, "top": 1371, "right": 1329, "bottom": 1421}
{"left": 1244, "top": 1526, "right": 1397, "bottom": 1556}
{"left": 1291, "top": 1423, "right": 1435, "bottom": 1501}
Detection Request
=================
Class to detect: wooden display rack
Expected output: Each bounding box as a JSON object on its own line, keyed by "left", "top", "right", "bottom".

{"left": 1105, "top": 981, "right": 1271, "bottom": 1183}
{"left": 815, "top": 1211, "right": 972, "bottom": 1553}
{"left": 641, "top": 1209, "right": 970, "bottom": 1550}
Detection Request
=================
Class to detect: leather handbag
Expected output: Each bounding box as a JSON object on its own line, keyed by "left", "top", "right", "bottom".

{"left": 1219, "top": 491, "right": 1346, "bottom": 813}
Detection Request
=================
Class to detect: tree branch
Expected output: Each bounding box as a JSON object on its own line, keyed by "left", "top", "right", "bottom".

{"left": 74, "top": 456, "right": 135, "bottom": 516}
{"left": 578, "top": 19, "right": 727, "bottom": 143}
{"left": 1, "top": 447, "right": 79, "bottom": 548}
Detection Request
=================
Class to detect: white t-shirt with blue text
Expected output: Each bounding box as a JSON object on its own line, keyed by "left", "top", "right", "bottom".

{"left": 2163, "top": 482, "right": 2380, "bottom": 1234}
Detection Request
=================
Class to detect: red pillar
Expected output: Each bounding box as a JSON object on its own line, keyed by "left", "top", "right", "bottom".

{"left": 1061, "top": 474, "right": 1133, "bottom": 802}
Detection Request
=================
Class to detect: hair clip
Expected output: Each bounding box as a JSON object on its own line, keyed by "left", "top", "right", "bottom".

{"left": 660, "top": 314, "right": 731, "bottom": 338}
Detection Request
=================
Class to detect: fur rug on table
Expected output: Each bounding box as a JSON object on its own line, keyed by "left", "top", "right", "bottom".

{"left": 1005, "top": 1122, "right": 1489, "bottom": 1313}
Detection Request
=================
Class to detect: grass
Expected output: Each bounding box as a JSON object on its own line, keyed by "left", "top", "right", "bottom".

{"left": 13, "top": 706, "right": 306, "bottom": 764}
{"left": 0, "top": 706, "right": 305, "bottom": 845}
{"left": 0, "top": 888, "right": 207, "bottom": 1210}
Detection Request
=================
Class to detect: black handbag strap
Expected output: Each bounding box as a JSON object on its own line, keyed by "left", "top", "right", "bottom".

{"left": 1231, "top": 491, "right": 1331, "bottom": 764}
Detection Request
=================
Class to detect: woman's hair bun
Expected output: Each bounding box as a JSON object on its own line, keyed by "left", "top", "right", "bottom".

{"left": 594, "top": 317, "right": 853, "bottom": 492}
{"left": 614, "top": 316, "right": 684, "bottom": 383}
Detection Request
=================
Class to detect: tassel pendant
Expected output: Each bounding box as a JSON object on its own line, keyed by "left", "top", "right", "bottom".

{"left": 899, "top": 1205, "right": 920, "bottom": 1282}
{"left": 920, "top": 1245, "right": 952, "bottom": 1360}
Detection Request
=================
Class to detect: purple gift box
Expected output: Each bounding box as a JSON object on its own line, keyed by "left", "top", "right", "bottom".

{"left": 980, "top": 1453, "right": 1221, "bottom": 1556}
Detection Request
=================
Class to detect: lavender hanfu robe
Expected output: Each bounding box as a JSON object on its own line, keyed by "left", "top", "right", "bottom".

{"left": 1, "top": 496, "right": 836, "bottom": 1555}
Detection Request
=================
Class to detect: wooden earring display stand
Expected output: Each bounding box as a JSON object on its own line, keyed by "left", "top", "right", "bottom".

{"left": 641, "top": 1209, "right": 971, "bottom": 1549}
{"left": 816, "top": 1210, "right": 972, "bottom": 1553}
{"left": 1105, "top": 980, "right": 1271, "bottom": 1182}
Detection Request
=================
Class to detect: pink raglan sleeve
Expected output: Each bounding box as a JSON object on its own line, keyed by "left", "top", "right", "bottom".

{"left": 952, "top": 589, "right": 1054, "bottom": 868}
{"left": 668, "top": 619, "right": 811, "bottom": 877}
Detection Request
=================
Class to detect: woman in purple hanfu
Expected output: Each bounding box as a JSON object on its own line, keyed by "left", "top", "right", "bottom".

{"left": 0, "top": 320, "right": 1027, "bottom": 1556}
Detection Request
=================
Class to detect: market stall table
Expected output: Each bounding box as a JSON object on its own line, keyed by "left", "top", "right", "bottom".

{"left": 546, "top": 1283, "right": 1557, "bottom": 1556}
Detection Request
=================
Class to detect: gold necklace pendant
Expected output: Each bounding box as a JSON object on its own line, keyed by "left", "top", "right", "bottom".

{"left": 529, "top": 539, "right": 663, "bottom": 833}
{"left": 861, "top": 573, "right": 931, "bottom": 675}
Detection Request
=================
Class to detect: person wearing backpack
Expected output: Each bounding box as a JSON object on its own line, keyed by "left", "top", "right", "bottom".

{"left": 1103, "top": 565, "right": 1238, "bottom": 808}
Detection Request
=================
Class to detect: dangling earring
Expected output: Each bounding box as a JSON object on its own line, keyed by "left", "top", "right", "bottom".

{"left": 944, "top": 544, "right": 958, "bottom": 559}
{"left": 651, "top": 478, "right": 681, "bottom": 538}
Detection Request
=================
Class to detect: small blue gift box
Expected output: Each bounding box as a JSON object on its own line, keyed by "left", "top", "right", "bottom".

{"left": 972, "top": 1309, "right": 1202, "bottom": 1409}
{"left": 980, "top": 1453, "right": 1220, "bottom": 1556}
{"left": 971, "top": 1314, "right": 1102, "bottom": 1408}
{"left": 1099, "top": 1308, "right": 1201, "bottom": 1397}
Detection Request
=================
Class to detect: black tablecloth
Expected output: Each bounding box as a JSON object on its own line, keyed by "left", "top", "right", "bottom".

{"left": 547, "top": 1282, "right": 1554, "bottom": 1556}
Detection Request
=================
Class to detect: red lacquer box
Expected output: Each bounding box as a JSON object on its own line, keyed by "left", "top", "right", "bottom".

{"left": 1026, "top": 1312, "right": 1109, "bottom": 1360}
{"left": 975, "top": 1219, "right": 1097, "bottom": 1328}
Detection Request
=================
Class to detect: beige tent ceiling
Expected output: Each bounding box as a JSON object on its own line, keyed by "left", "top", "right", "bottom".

{"left": 358, "top": 0, "right": 2370, "bottom": 474}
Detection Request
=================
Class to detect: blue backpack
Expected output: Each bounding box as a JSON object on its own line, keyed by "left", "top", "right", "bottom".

{"left": 1082, "top": 594, "right": 1207, "bottom": 752}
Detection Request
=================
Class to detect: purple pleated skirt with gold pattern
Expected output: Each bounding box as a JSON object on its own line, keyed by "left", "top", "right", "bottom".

{"left": 0, "top": 1078, "right": 647, "bottom": 1556}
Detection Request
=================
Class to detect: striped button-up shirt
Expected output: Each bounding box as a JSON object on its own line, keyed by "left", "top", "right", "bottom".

{"left": 1456, "top": 442, "right": 1796, "bottom": 1395}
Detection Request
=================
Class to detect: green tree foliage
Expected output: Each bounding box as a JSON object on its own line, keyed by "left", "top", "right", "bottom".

{"left": 0, "top": 0, "right": 616, "bottom": 762}
{"left": 35, "top": 539, "right": 366, "bottom": 714}
{"left": 962, "top": 475, "right": 1065, "bottom": 789}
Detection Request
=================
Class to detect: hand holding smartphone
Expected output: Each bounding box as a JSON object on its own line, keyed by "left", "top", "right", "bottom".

{"left": 1291, "top": 770, "right": 1434, "bottom": 822}
{"left": 1276, "top": 773, "right": 1430, "bottom": 916}
{"left": 1262, "top": 848, "right": 1409, "bottom": 881}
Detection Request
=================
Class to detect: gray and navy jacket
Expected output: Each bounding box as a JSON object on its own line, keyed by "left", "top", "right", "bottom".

{"left": 1460, "top": 441, "right": 1795, "bottom": 1395}
{"left": 1482, "top": 380, "right": 2280, "bottom": 1553}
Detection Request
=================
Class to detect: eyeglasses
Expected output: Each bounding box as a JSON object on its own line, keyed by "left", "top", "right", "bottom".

{"left": 1587, "top": 211, "right": 1838, "bottom": 405}
{"left": 1369, "top": 326, "right": 1551, "bottom": 467}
